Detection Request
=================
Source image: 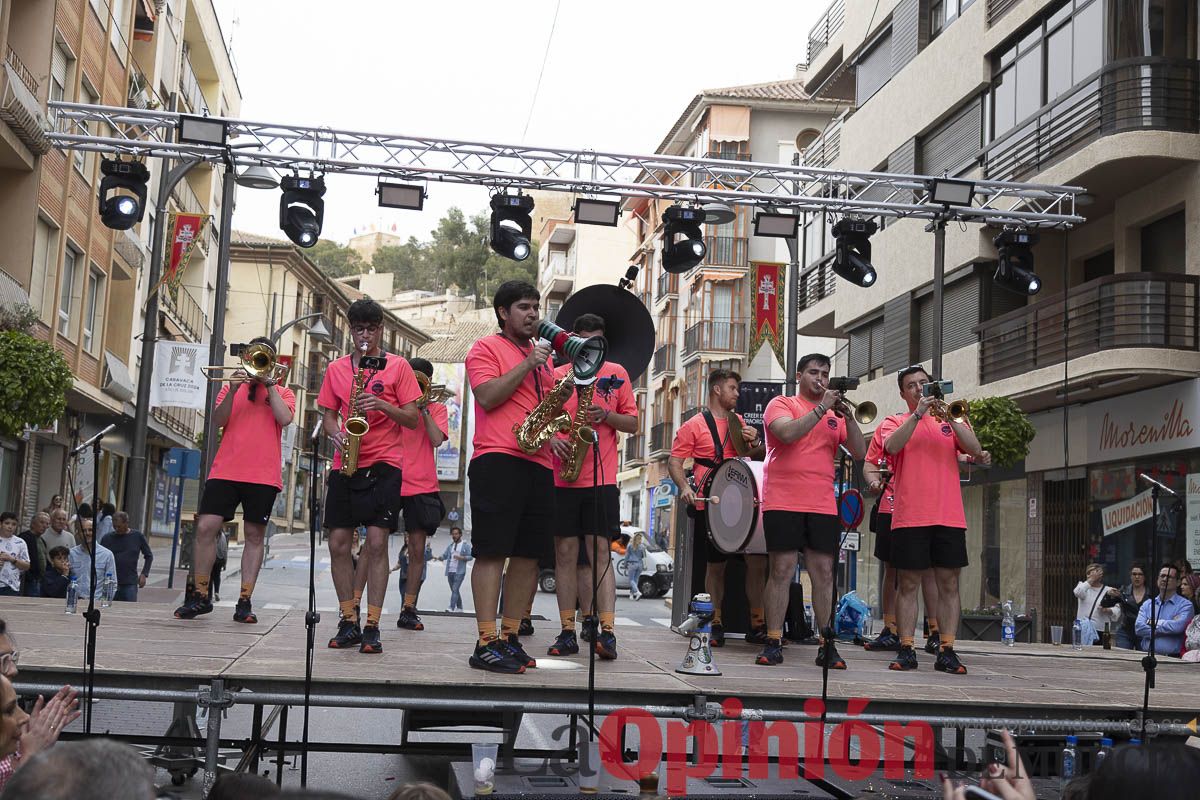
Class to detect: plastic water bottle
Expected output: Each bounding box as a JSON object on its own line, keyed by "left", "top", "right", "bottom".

{"left": 1061, "top": 736, "right": 1078, "bottom": 785}
{"left": 101, "top": 572, "right": 115, "bottom": 607}
{"left": 1001, "top": 600, "right": 1016, "bottom": 647}
{"left": 65, "top": 577, "right": 78, "bottom": 614}
{"left": 1095, "top": 737, "right": 1112, "bottom": 770}
{"left": 1072, "top": 619, "right": 1084, "bottom": 650}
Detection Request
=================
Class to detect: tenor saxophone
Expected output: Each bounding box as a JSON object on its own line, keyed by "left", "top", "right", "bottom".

{"left": 558, "top": 380, "right": 596, "bottom": 482}
{"left": 513, "top": 368, "right": 575, "bottom": 454}
{"left": 341, "top": 345, "right": 370, "bottom": 477}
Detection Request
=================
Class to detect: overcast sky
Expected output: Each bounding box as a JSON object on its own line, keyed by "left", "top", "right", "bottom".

{"left": 212, "top": 0, "right": 823, "bottom": 246}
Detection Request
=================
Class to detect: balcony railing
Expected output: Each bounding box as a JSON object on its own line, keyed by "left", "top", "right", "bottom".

{"left": 180, "top": 50, "right": 208, "bottom": 115}
{"left": 289, "top": 363, "right": 308, "bottom": 392}
{"left": 623, "top": 434, "right": 646, "bottom": 466}
{"left": 703, "top": 236, "right": 749, "bottom": 268}
{"left": 982, "top": 59, "right": 1200, "bottom": 183}
{"left": 681, "top": 406, "right": 701, "bottom": 424}
{"left": 798, "top": 261, "right": 837, "bottom": 312}
{"left": 807, "top": 0, "right": 845, "bottom": 63}
{"left": 704, "top": 150, "right": 752, "bottom": 161}
{"left": 977, "top": 272, "right": 1199, "bottom": 385}
{"left": 5, "top": 47, "right": 37, "bottom": 96}
{"left": 683, "top": 321, "right": 746, "bottom": 359}
{"left": 153, "top": 405, "right": 199, "bottom": 440}
{"left": 160, "top": 287, "right": 205, "bottom": 342}
{"left": 656, "top": 271, "right": 678, "bottom": 301}
{"left": 1, "top": 46, "right": 49, "bottom": 154}
{"left": 986, "top": 0, "right": 1023, "bottom": 26}
{"left": 632, "top": 370, "right": 647, "bottom": 393}
{"left": 114, "top": 227, "right": 146, "bottom": 271}
{"left": 653, "top": 344, "right": 676, "bottom": 376}
{"left": 649, "top": 421, "right": 674, "bottom": 455}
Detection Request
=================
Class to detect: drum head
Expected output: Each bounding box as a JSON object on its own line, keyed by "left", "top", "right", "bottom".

{"left": 705, "top": 459, "right": 760, "bottom": 554}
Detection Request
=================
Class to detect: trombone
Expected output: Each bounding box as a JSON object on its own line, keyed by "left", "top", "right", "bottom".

{"left": 202, "top": 341, "right": 289, "bottom": 383}
{"left": 415, "top": 372, "right": 452, "bottom": 406}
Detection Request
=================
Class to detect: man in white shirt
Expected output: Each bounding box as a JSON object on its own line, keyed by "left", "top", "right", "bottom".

{"left": 440, "top": 527, "right": 473, "bottom": 612}
{"left": 1074, "top": 563, "right": 1121, "bottom": 643}
{"left": 0, "top": 512, "right": 31, "bottom": 596}
{"left": 68, "top": 518, "right": 116, "bottom": 601}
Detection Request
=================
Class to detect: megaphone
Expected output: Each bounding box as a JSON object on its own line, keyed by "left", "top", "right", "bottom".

{"left": 537, "top": 319, "right": 607, "bottom": 381}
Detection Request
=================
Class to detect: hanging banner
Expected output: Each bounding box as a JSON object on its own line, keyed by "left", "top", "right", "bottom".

{"left": 433, "top": 362, "right": 466, "bottom": 481}
{"left": 750, "top": 261, "right": 785, "bottom": 368}
{"left": 149, "top": 212, "right": 208, "bottom": 300}
{"left": 736, "top": 380, "right": 785, "bottom": 440}
{"left": 1101, "top": 489, "right": 1154, "bottom": 537}
{"left": 149, "top": 340, "right": 207, "bottom": 409}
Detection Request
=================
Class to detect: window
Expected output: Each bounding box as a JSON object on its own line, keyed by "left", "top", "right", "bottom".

{"left": 931, "top": 0, "right": 977, "bottom": 38}
{"left": 75, "top": 82, "right": 99, "bottom": 178}
{"left": 110, "top": 0, "right": 128, "bottom": 56}
{"left": 58, "top": 246, "right": 80, "bottom": 337}
{"left": 1108, "top": 0, "right": 1198, "bottom": 60}
{"left": 919, "top": 97, "right": 983, "bottom": 177}
{"left": 49, "top": 42, "right": 73, "bottom": 129}
{"left": 82, "top": 267, "right": 104, "bottom": 353}
{"left": 32, "top": 218, "right": 59, "bottom": 320}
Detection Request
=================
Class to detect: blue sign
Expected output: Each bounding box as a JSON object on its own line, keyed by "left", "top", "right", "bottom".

{"left": 166, "top": 447, "right": 202, "bottom": 479}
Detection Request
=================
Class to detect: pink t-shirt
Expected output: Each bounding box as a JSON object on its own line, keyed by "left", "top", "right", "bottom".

{"left": 208, "top": 383, "right": 296, "bottom": 489}
{"left": 670, "top": 410, "right": 746, "bottom": 503}
{"left": 552, "top": 362, "right": 638, "bottom": 488}
{"left": 401, "top": 402, "right": 449, "bottom": 496}
{"left": 317, "top": 353, "right": 422, "bottom": 471}
{"left": 762, "top": 395, "right": 846, "bottom": 514}
{"left": 865, "top": 413, "right": 906, "bottom": 514}
{"left": 887, "top": 412, "right": 968, "bottom": 530}
{"left": 466, "top": 334, "right": 554, "bottom": 469}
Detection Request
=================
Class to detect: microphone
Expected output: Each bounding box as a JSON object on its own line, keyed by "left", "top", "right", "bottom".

{"left": 310, "top": 414, "right": 323, "bottom": 445}
{"left": 71, "top": 424, "right": 117, "bottom": 456}
{"left": 1139, "top": 473, "right": 1178, "bottom": 496}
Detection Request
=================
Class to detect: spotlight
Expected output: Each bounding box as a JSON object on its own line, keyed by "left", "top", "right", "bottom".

{"left": 574, "top": 198, "right": 620, "bottom": 227}
{"left": 98, "top": 158, "right": 149, "bottom": 231}
{"left": 753, "top": 211, "right": 799, "bottom": 239}
{"left": 279, "top": 175, "right": 326, "bottom": 248}
{"left": 377, "top": 181, "right": 425, "bottom": 211}
{"left": 489, "top": 192, "right": 534, "bottom": 261}
{"left": 929, "top": 178, "right": 975, "bottom": 207}
{"left": 993, "top": 229, "right": 1041, "bottom": 295}
{"left": 831, "top": 218, "right": 878, "bottom": 288}
{"left": 177, "top": 114, "right": 228, "bottom": 146}
{"left": 661, "top": 204, "right": 706, "bottom": 274}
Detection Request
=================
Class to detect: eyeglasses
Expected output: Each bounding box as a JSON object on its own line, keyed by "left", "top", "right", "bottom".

{"left": 1159, "top": 572, "right": 1178, "bottom": 581}
{"left": 0, "top": 651, "right": 19, "bottom": 671}
{"left": 350, "top": 324, "right": 381, "bottom": 335}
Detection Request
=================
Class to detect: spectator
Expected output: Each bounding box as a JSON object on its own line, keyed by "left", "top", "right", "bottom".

{"left": 626, "top": 532, "right": 646, "bottom": 601}
{"left": 17, "top": 513, "right": 48, "bottom": 598}
{"left": 99, "top": 512, "right": 153, "bottom": 602}
{"left": 0, "top": 515, "right": 29, "bottom": 597}
{"left": 67, "top": 519, "right": 116, "bottom": 602}
{"left": 209, "top": 772, "right": 281, "bottom": 800}
{"left": 1073, "top": 563, "right": 1121, "bottom": 645}
{"left": 440, "top": 526, "right": 472, "bottom": 612}
{"left": 212, "top": 527, "right": 228, "bottom": 602}
{"left": 941, "top": 729, "right": 1035, "bottom": 800}
{"left": 0, "top": 738, "right": 155, "bottom": 800}
{"left": 1082, "top": 741, "right": 1200, "bottom": 800}
{"left": 40, "top": 495, "right": 62, "bottom": 515}
{"left": 387, "top": 783, "right": 452, "bottom": 800}
{"left": 1103, "top": 563, "right": 1153, "bottom": 650}
{"left": 40, "top": 510, "right": 74, "bottom": 553}
{"left": 94, "top": 503, "right": 115, "bottom": 541}
{"left": 40, "top": 548, "right": 70, "bottom": 599}
{"left": 1178, "top": 559, "right": 1199, "bottom": 612}
{"left": 1135, "top": 562, "right": 1195, "bottom": 656}
{"left": 69, "top": 502, "right": 93, "bottom": 535}
{"left": 1182, "top": 614, "right": 1200, "bottom": 662}
{"left": 393, "top": 542, "right": 433, "bottom": 601}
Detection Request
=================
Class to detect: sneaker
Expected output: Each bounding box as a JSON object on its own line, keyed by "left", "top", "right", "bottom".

{"left": 864, "top": 629, "right": 900, "bottom": 651}
{"left": 924, "top": 631, "right": 942, "bottom": 655}
{"left": 396, "top": 607, "right": 424, "bottom": 631}
{"left": 327, "top": 619, "right": 362, "bottom": 649}
{"left": 815, "top": 641, "right": 847, "bottom": 670}
{"left": 359, "top": 625, "right": 383, "bottom": 654}
{"left": 580, "top": 623, "right": 595, "bottom": 643}
{"left": 745, "top": 625, "right": 769, "bottom": 646}
{"left": 519, "top": 617, "right": 535, "bottom": 636}
{"left": 233, "top": 598, "right": 257, "bottom": 624}
{"left": 470, "top": 640, "right": 526, "bottom": 674}
{"left": 547, "top": 630, "right": 579, "bottom": 656}
{"left": 504, "top": 634, "right": 537, "bottom": 668}
{"left": 755, "top": 638, "right": 784, "bottom": 666}
{"left": 595, "top": 630, "right": 618, "bottom": 661}
{"left": 174, "top": 592, "right": 213, "bottom": 620}
{"left": 889, "top": 645, "right": 919, "bottom": 671}
{"left": 934, "top": 647, "right": 968, "bottom": 675}
{"left": 710, "top": 623, "right": 726, "bottom": 648}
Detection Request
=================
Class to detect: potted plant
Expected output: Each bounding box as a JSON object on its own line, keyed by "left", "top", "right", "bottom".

{"left": 967, "top": 396, "right": 1036, "bottom": 468}
{"left": 960, "top": 604, "right": 1038, "bottom": 642}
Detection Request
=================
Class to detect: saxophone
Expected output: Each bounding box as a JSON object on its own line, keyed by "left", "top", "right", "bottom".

{"left": 340, "top": 344, "right": 370, "bottom": 477}
{"left": 513, "top": 368, "right": 575, "bottom": 454}
{"left": 558, "top": 380, "right": 596, "bottom": 482}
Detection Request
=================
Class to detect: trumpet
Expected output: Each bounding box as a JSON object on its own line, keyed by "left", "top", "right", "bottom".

{"left": 202, "top": 341, "right": 289, "bottom": 383}
{"left": 834, "top": 396, "right": 877, "bottom": 425}
{"left": 928, "top": 398, "right": 970, "bottom": 424}
{"left": 415, "top": 372, "right": 452, "bottom": 406}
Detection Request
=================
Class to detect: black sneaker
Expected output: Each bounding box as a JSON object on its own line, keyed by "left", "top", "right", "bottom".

{"left": 755, "top": 638, "right": 784, "bottom": 666}
{"left": 580, "top": 622, "right": 595, "bottom": 643}
{"left": 890, "top": 645, "right": 919, "bottom": 671}
{"left": 470, "top": 640, "right": 526, "bottom": 674}
{"left": 396, "top": 607, "right": 424, "bottom": 631}
{"left": 548, "top": 630, "right": 579, "bottom": 656}
{"left": 710, "top": 623, "right": 726, "bottom": 648}
{"left": 504, "top": 634, "right": 537, "bottom": 668}
{"left": 359, "top": 625, "right": 383, "bottom": 654}
{"left": 233, "top": 598, "right": 257, "bottom": 624}
{"left": 864, "top": 629, "right": 900, "bottom": 651}
{"left": 924, "top": 631, "right": 942, "bottom": 655}
{"left": 935, "top": 647, "right": 968, "bottom": 675}
{"left": 745, "top": 625, "right": 769, "bottom": 645}
{"left": 519, "top": 617, "right": 535, "bottom": 636}
{"left": 174, "top": 592, "right": 213, "bottom": 620}
{"left": 327, "top": 619, "right": 362, "bottom": 649}
{"left": 595, "top": 630, "right": 618, "bottom": 661}
{"left": 815, "top": 641, "right": 847, "bottom": 670}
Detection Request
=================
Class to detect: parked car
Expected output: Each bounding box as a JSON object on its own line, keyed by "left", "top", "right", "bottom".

{"left": 537, "top": 526, "right": 673, "bottom": 598}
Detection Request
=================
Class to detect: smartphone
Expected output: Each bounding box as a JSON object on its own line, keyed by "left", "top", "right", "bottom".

{"left": 360, "top": 355, "right": 387, "bottom": 370}
{"left": 963, "top": 787, "right": 1003, "bottom": 800}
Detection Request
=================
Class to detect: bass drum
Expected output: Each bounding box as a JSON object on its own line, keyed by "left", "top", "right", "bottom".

{"left": 704, "top": 458, "right": 766, "bottom": 556}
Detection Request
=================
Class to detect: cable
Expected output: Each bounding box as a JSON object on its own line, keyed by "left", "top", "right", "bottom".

{"left": 521, "top": 0, "right": 562, "bottom": 142}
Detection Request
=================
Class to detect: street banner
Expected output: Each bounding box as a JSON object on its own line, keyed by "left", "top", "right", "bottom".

{"left": 149, "top": 213, "right": 208, "bottom": 300}
{"left": 433, "top": 362, "right": 466, "bottom": 481}
{"left": 736, "top": 380, "right": 785, "bottom": 440}
{"left": 149, "top": 341, "right": 207, "bottom": 409}
{"left": 750, "top": 261, "right": 785, "bottom": 368}
{"left": 1187, "top": 474, "right": 1200, "bottom": 565}
{"left": 1101, "top": 489, "right": 1154, "bottom": 536}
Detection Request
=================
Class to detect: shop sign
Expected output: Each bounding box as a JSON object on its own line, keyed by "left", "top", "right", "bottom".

{"left": 1101, "top": 489, "right": 1154, "bottom": 536}
{"left": 1088, "top": 380, "right": 1199, "bottom": 463}
{"left": 1187, "top": 473, "right": 1200, "bottom": 565}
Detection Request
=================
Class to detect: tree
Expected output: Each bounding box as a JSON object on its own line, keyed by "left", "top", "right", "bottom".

{"left": 0, "top": 304, "right": 73, "bottom": 437}
{"left": 372, "top": 237, "right": 434, "bottom": 289}
{"left": 423, "top": 208, "right": 536, "bottom": 304}
{"left": 307, "top": 239, "right": 364, "bottom": 278}
{"left": 967, "top": 396, "right": 1036, "bottom": 468}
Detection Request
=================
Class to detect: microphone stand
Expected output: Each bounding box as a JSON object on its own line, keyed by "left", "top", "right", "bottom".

{"left": 300, "top": 420, "right": 324, "bottom": 786}
{"left": 1137, "top": 472, "right": 1175, "bottom": 741}
{"left": 72, "top": 423, "right": 114, "bottom": 735}
{"left": 819, "top": 445, "right": 850, "bottom": 725}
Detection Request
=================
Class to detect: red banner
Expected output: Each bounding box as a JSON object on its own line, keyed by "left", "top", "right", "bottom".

{"left": 149, "top": 212, "right": 207, "bottom": 301}
{"left": 750, "top": 261, "right": 785, "bottom": 367}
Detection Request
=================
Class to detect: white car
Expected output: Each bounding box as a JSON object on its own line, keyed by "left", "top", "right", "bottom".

{"left": 537, "top": 526, "right": 673, "bottom": 598}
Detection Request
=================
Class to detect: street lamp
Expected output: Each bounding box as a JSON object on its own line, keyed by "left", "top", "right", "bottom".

{"left": 270, "top": 313, "right": 332, "bottom": 345}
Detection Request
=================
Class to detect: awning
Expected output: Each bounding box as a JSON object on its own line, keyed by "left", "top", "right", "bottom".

{"left": 707, "top": 104, "right": 750, "bottom": 142}
{"left": 696, "top": 268, "right": 744, "bottom": 283}
{"left": 103, "top": 351, "right": 135, "bottom": 403}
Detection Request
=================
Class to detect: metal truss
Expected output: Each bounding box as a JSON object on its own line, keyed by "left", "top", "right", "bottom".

{"left": 48, "top": 102, "right": 1085, "bottom": 228}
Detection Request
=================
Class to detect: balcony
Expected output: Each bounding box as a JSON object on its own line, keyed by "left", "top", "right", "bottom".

{"left": 289, "top": 363, "right": 308, "bottom": 393}
{"left": 649, "top": 421, "right": 674, "bottom": 456}
{"left": 114, "top": 228, "right": 146, "bottom": 272}
{"left": 982, "top": 59, "right": 1200, "bottom": 183}
{"left": 153, "top": 405, "right": 200, "bottom": 441}
{"left": 683, "top": 321, "right": 746, "bottom": 361}
{"left": 180, "top": 50, "right": 208, "bottom": 115}
{"left": 539, "top": 248, "right": 576, "bottom": 297}
{"left": 656, "top": 271, "right": 678, "bottom": 304}
{"left": 160, "top": 286, "right": 206, "bottom": 342}
{"left": 807, "top": 0, "right": 845, "bottom": 64}
{"left": 652, "top": 344, "right": 676, "bottom": 376}
{"left": 798, "top": 261, "right": 837, "bottom": 312}
{"left": 704, "top": 150, "right": 752, "bottom": 162}
{"left": 681, "top": 406, "right": 701, "bottom": 424}
{"left": 978, "top": 272, "right": 1199, "bottom": 385}
{"left": 0, "top": 46, "right": 49, "bottom": 158}
{"left": 631, "top": 369, "right": 647, "bottom": 393}
{"left": 623, "top": 434, "right": 646, "bottom": 467}
{"left": 703, "top": 236, "right": 749, "bottom": 268}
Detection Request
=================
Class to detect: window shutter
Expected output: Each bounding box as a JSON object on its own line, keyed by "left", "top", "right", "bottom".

{"left": 891, "top": 0, "right": 922, "bottom": 74}
{"left": 849, "top": 327, "right": 871, "bottom": 377}
{"left": 856, "top": 30, "right": 894, "bottom": 106}
{"left": 919, "top": 96, "right": 983, "bottom": 177}
{"left": 882, "top": 295, "right": 912, "bottom": 373}
{"left": 943, "top": 273, "right": 981, "bottom": 352}
{"left": 916, "top": 294, "right": 935, "bottom": 363}
{"left": 51, "top": 45, "right": 68, "bottom": 86}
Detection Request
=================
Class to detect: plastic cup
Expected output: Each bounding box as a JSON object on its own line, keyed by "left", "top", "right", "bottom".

{"left": 1050, "top": 625, "right": 1063, "bottom": 646}
{"left": 578, "top": 740, "right": 600, "bottom": 794}
{"left": 472, "top": 743, "right": 498, "bottom": 795}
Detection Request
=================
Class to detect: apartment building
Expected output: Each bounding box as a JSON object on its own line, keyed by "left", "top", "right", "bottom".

{"left": 798, "top": 0, "right": 1199, "bottom": 632}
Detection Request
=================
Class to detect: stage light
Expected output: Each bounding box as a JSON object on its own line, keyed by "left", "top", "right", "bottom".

{"left": 279, "top": 175, "right": 326, "bottom": 248}
{"left": 377, "top": 181, "right": 425, "bottom": 211}
{"left": 929, "top": 178, "right": 975, "bottom": 207}
{"left": 489, "top": 192, "right": 535, "bottom": 261}
{"left": 236, "top": 165, "right": 279, "bottom": 190}
{"left": 661, "top": 204, "right": 707, "bottom": 274}
{"left": 993, "top": 229, "right": 1041, "bottom": 295}
{"left": 831, "top": 218, "right": 878, "bottom": 288}
{"left": 753, "top": 211, "right": 799, "bottom": 239}
{"left": 98, "top": 158, "right": 150, "bottom": 231}
{"left": 177, "top": 114, "right": 227, "bottom": 146}
{"left": 574, "top": 198, "right": 620, "bottom": 227}
{"left": 702, "top": 202, "right": 736, "bottom": 225}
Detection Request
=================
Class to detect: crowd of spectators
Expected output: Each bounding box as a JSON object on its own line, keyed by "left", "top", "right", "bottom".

{"left": 1077, "top": 560, "right": 1197, "bottom": 658}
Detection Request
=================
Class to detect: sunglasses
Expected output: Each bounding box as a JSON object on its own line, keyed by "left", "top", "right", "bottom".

{"left": 0, "top": 652, "right": 18, "bottom": 670}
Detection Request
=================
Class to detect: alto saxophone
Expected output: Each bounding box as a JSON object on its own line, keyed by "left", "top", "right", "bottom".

{"left": 341, "top": 344, "right": 370, "bottom": 477}
{"left": 558, "top": 380, "right": 596, "bottom": 482}
{"left": 513, "top": 368, "right": 575, "bottom": 454}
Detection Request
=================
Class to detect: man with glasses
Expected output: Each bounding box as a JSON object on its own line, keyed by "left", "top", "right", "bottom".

{"left": 1135, "top": 562, "right": 1194, "bottom": 656}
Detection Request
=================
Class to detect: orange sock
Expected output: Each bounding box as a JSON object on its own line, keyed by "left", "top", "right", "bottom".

{"left": 404, "top": 592, "right": 417, "bottom": 610}
{"left": 940, "top": 634, "right": 956, "bottom": 651}
{"left": 478, "top": 621, "right": 499, "bottom": 646}
{"left": 339, "top": 600, "right": 358, "bottom": 622}
{"left": 712, "top": 608, "right": 723, "bottom": 626}
{"left": 883, "top": 614, "right": 897, "bottom": 631}
{"left": 560, "top": 610, "right": 575, "bottom": 631}
{"left": 750, "top": 607, "right": 765, "bottom": 628}
{"left": 366, "top": 605, "right": 382, "bottom": 628}
{"left": 501, "top": 617, "right": 520, "bottom": 638}
{"left": 900, "top": 636, "right": 915, "bottom": 648}
{"left": 928, "top": 618, "right": 940, "bottom": 634}
{"left": 239, "top": 581, "right": 254, "bottom": 602}
{"left": 599, "top": 611, "right": 615, "bottom": 632}
{"left": 195, "top": 575, "right": 211, "bottom": 598}
{"left": 767, "top": 629, "right": 783, "bottom": 642}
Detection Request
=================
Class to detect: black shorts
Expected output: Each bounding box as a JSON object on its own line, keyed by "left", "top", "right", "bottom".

{"left": 469, "top": 453, "right": 553, "bottom": 560}
{"left": 402, "top": 492, "right": 445, "bottom": 534}
{"left": 890, "top": 525, "right": 968, "bottom": 571}
{"left": 198, "top": 479, "right": 278, "bottom": 524}
{"left": 554, "top": 485, "right": 620, "bottom": 538}
{"left": 762, "top": 511, "right": 840, "bottom": 555}
{"left": 323, "top": 462, "right": 404, "bottom": 532}
{"left": 872, "top": 512, "right": 893, "bottom": 563}
{"left": 691, "top": 510, "right": 738, "bottom": 565}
